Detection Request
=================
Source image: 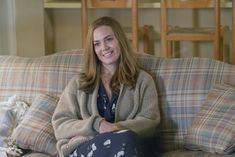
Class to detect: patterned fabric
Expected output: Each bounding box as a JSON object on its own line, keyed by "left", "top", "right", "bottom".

{"left": 70, "top": 130, "right": 139, "bottom": 157}
{"left": 136, "top": 55, "right": 235, "bottom": 152}
{"left": 10, "top": 93, "right": 59, "bottom": 156}
{"left": 0, "top": 49, "right": 83, "bottom": 104}
{"left": 161, "top": 149, "right": 235, "bottom": 157}
{"left": 184, "top": 84, "right": 235, "bottom": 154}
{"left": 97, "top": 81, "right": 119, "bottom": 123}
{"left": 24, "top": 153, "right": 52, "bottom": 157}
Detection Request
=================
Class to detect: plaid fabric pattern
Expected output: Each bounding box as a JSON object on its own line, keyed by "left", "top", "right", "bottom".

{"left": 0, "top": 49, "right": 83, "bottom": 104}
{"left": 161, "top": 149, "right": 235, "bottom": 157}
{"left": 11, "top": 93, "right": 59, "bottom": 156}
{"left": 184, "top": 84, "right": 235, "bottom": 154}
{"left": 137, "top": 55, "right": 235, "bottom": 152}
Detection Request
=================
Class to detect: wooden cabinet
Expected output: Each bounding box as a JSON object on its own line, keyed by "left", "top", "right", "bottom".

{"left": 43, "top": 0, "right": 161, "bottom": 55}
{"left": 44, "top": 0, "right": 161, "bottom": 9}
{"left": 44, "top": 0, "right": 82, "bottom": 8}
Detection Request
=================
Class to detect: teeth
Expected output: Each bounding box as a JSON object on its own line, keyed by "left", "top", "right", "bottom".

{"left": 103, "top": 51, "right": 112, "bottom": 57}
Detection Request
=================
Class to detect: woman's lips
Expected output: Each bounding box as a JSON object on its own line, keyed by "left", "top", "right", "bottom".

{"left": 103, "top": 50, "right": 113, "bottom": 57}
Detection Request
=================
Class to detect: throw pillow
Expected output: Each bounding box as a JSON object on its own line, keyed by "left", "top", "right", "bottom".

{"left": 0, "top": 96, "right": 29, "bottom": 148}
{"left": 184, "top": 84, "right": 235, "bottom": 154}
{"left": 11, "top": 93, "right": 59, "bottom": 156}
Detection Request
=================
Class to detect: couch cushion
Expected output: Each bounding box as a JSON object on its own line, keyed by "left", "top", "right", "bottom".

{"left": 11, "top": 93, "right": 59, "bottom": 156}
{"left": 184, "top": 84, "right": 235, "bottom": 154}
{"left": 161, "top": 149, "right": 235, "bottom": 157}
{"left": 24, "top": 152, "right": 52, "bottom": 157}
{"left": 137, "top": 55, "right": 235, "bottom": 152}
{"left": 0, "top": 49, "right": 83, "bottom": 104}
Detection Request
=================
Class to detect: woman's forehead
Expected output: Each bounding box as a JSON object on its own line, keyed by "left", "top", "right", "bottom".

{"left": 93, "top": 26, "right": 115, "bottom": 41}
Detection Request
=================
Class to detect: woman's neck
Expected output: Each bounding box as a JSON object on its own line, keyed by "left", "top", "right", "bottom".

{"left": 100, "top": 65, "right": 116, "bottom": 101}
{"left": 101, "top": 64, "right": 116, "bottom": 75}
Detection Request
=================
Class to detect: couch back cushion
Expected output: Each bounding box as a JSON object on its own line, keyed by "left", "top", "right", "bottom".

{"left": 137, "top": 55, "right": 235, "bottom": 152}
{"left": 0, "top": 49, "right": 83, "bottom": 104}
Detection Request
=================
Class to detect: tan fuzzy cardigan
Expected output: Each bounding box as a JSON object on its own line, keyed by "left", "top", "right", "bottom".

{"left": 52, "top": 70, "right": 160, "bottom": 157}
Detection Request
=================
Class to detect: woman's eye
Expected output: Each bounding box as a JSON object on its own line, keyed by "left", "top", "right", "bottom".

{"left": 107, "top": 37, "right": 113, "bottom": 42}
{"left": 94, "top": 43, "right": 100, "bottom": 47}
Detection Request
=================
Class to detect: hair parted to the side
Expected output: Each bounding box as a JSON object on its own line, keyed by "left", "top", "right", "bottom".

{"left": 79, "top": 16, "right": 139, "bottom": 93}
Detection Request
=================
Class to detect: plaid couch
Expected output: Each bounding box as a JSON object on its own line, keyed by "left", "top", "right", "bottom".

{"left": 0, "top": 49, "right": 234, "bottom": 157}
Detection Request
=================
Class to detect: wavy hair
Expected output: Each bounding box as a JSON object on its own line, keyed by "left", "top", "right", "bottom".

{"left": 79, "top": 16, "right": 139, "bottom": 93}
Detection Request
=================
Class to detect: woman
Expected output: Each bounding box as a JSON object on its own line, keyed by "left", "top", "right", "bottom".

{"left": 52, "top": 16, "right": 160, "bottom": 157}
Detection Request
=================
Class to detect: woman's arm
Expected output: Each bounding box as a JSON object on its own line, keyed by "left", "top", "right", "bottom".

{"left": 52, "top": 77, "right": 103, "bottom": 140}
{"left": 115, "top": 71, "right": 160, "bottom": 137}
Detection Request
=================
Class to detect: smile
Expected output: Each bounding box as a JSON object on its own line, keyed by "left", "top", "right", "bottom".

{"left": 103, "top": 51, "right": 113, "bottom": 57}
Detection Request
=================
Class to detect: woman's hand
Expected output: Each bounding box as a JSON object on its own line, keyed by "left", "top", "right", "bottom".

{"left": 99, "top": 119, "right": 120, "bottom": 133}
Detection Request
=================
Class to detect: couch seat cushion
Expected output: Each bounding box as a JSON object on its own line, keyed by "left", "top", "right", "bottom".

{"left": 161, "top": 150, "right": 235, "bottom": 157}
{"left": 24, "top": 152, "right": 52, "bottom": 157}
{"left": 11, "top": 93, "right": 59, "bottom": 156}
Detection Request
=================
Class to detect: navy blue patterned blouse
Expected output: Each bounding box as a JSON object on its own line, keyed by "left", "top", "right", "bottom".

{"left": 97, "top": 81, "right": 119, "bottom": 123}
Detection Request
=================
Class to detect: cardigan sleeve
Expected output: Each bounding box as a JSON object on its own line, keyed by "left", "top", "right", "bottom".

{"left": 52, "top": 76, "right": 105, "bottom": 156}
{"left": 115, "top": 71, "right": 160, "bottom": 138}
{"left": 52, "top": 76, "right": 102, "bottom": 140}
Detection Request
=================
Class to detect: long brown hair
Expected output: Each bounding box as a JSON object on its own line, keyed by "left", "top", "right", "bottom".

{"left": 79, "top": 16, "right": 139, "bottom": 93}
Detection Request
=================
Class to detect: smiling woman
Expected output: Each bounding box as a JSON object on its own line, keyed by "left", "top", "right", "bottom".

{"left": 52, "top": 16, "right": 160, "bottom": 157}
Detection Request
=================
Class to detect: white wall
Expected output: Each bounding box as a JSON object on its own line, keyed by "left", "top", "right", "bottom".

{"left": 0, "top": 0, "right": 45, "bottom": 57}
{"left": 15, "top": 0, "right": 45, "bottom": 57}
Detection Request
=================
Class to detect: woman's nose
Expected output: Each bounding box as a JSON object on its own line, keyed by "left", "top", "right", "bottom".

{"left": 101, "top": 42, "right": 108, "bottom": 51}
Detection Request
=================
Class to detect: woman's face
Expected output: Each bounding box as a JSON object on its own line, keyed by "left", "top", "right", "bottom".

{"left": 93, "top": 26, "right": 121, "bottom": 68}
